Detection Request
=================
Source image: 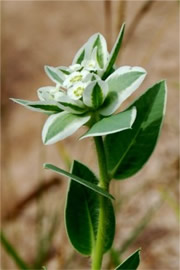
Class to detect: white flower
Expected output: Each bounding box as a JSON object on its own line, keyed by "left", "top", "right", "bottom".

{"left": 81, "top": 59, "right": 98, "bottom": 71}
{"left": 81, "top": 47, "right": 100, "bottom": 72}
{"left": 67, "top": 82, "right": 87, "bottom": 100}
{"left": 63, "top": 70, "right": 90, "bottom": 89}
{"left": 69, "top": 64, "right": 82, "bottom": 72}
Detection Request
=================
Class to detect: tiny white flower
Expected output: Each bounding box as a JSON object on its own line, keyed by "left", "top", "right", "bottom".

{"left": 67, "top": 82, "right": 87, "bottom": 100}
{"left": 63, "top": 70, "right": 89, "bottom": 89}
{"left": 38, "top": 85, "right": 65, "bottom": 102}
{"left": 81, "top": 47, "right": 99, "bottom": 72}
{"left": 81, "top": 59, "right": 98, "bottom": 71}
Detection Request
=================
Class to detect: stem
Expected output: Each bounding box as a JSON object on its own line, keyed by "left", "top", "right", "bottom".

{"left": 91, "top": 136, "right": 110, "bottom": 270}
{"left": 94, "top": 136, "right": 109, "bottom": 189}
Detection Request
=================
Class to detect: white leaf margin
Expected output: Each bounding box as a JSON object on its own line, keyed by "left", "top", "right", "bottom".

{"left": 100, "top": 66, "right": 147, "bottom": 116}
{"left": 42, "top": 111, "right": 90, "bottom": 145}
{"left": 80, "top": 106, "right": 137, "bottom": 139}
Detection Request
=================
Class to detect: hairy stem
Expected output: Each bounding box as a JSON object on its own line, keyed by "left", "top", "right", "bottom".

{"left": 91, "top": 136, "right": 110, "bottom": 270}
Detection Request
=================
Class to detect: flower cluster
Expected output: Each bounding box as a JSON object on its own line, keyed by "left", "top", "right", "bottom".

{"left": 38, "top": 34, "right": 110, "bottom": 115}
{"left": 11, "top": 28, "right": 147, "bottom": 145}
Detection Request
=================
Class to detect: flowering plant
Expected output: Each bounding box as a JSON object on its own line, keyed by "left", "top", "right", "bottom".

{"left": 11, "top": 23, "right": 167, "bottom": 270}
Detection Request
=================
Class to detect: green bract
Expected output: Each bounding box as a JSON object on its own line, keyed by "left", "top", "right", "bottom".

{"left": 11, "top": 23, "right": 147, "bottom": 145}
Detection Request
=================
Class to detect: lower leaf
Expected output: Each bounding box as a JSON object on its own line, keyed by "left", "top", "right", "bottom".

{"left": 115, "top": 249, "right": 141, "bottom": 270}
{"left": 65, "top": 161, "right": 115, "bottom": 255}
{"left": 44, "top": 163, "right": 114, "bottom": 200}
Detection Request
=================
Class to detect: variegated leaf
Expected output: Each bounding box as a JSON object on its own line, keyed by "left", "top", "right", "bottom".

{"left": 83, "top": 80, "right": 108, "bottom": 109}
{"left": 100, "top": 66, "right": 147, "bottom": 116}
{"left": 81, "top": 107, "right": 136, "bottom": 139}
{"left": 44, "top": 65, "right": 66, "bottom": 84}
{"left": 10, "top": 98, "right": 62, "bottom": 114}
{"left": 42, "top": 111, "right": 90, "bottom": 144}
{"left": 57, "top": 95, "right": 88, "bottom": 114}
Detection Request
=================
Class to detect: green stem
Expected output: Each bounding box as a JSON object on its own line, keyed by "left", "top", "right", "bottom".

{"left": 94, "top": 136, "right": 109, "bottom": 189}
{"left": 91, "top": 136, "right": 110, "bottom": 270}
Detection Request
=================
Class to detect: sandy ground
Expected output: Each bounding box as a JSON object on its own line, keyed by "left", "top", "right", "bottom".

{"left": 1, "top": 1, "right": 179, "bottom": 269}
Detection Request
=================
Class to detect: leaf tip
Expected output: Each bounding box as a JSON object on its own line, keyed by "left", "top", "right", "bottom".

{"left": 160, "top": 79, "right": 167, "bottom": 89}
{"left": 121, "top": 22, "right": 126, "bottom": 30}
{"left": 155, "top": 79, "right": 166, "bottom": 88}
{"left": 44, "top": 65, "right": 48, "bottom": 71}
{"left": 43, "top": 136, "right": 49, "bottom": 145}
{"left": 42, "top": 133, "right": 47, "bottom": 145}
{"left": 79, "top": 134, "right": 87, "bottom": 140}
{"left": 119, "top": 22, "right": 126, "bottom": 37}
{"left": 130, "top": 106, "right": 137, "bottom": 125}
{"left": 43, "top": 163, "right": 47, "bottom": 169}
{"left": 10, "top": 97, "right": 19, "bottom": 104}
{"left": 44, "top": 65, "right": 52, "bottom": 74}
{"left": 43, "top": 163, "right": 50, "bottom": 170}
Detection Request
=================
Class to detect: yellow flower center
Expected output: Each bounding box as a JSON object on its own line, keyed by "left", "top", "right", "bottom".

{"left": 74, "top": 86, "right": 84, "bottom": 97}
{"left": 70, "top": 75, "right": 83, "bottom": 83}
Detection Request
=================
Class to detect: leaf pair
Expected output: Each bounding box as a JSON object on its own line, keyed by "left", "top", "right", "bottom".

{"left": 44, "top": 161, "right": 115, "bottom": 256}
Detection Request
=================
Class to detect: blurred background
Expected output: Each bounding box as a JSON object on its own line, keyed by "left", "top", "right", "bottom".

{"left": 1, "top": 1, "right": 179, "bottom": 269}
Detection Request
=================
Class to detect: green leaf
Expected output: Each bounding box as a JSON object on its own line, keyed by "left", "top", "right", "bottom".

{"left": 57, "top": 95, "right": 87, "bottom": 115}
{"left": 10, "top": 98, "right": 62, "bottom": 114}
{"left": 107, "top": 66, "right": 147, "bottom": 94}
{"left": 92, "top": 34, "right": 108, "bottom": 68}
{"left": 57, "top": 66, "right": 71, "bottom": 75}
{"left": 100, "top": 66, "right": 147, "bottom": 116}
{"left": 81, "top": 107, "right": 136, "bottom": 139}
{"left": 102, "top": 23, "right": 125, "bottom": 80}
{"left": 115, "top": 249, "right": 141, "bottom": 270}
{"left": 43, "top": 163, "right": 114, "bottom": 200}
{"left": 0, "top": 231, "right": 30, "bottom": 270}
{"left": 42, "top": 111, "right": 90, "bottom": 145}
{"left": 105, "top": 80, "right": 167, "bottom": 179}
{"left": 99, "top": 91, "right": 119, "bottom": 116}
{"left": 83, "top": 80, "right": 108, "bottom": 109}
{"left": 72, "top": 47, "right": 86, "bottom": 65}
{"left": 65, "top": 161, "right": 115, "bottom": 255}
{"left": 44, "top": 66, "right": 65, "bottom": 84}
